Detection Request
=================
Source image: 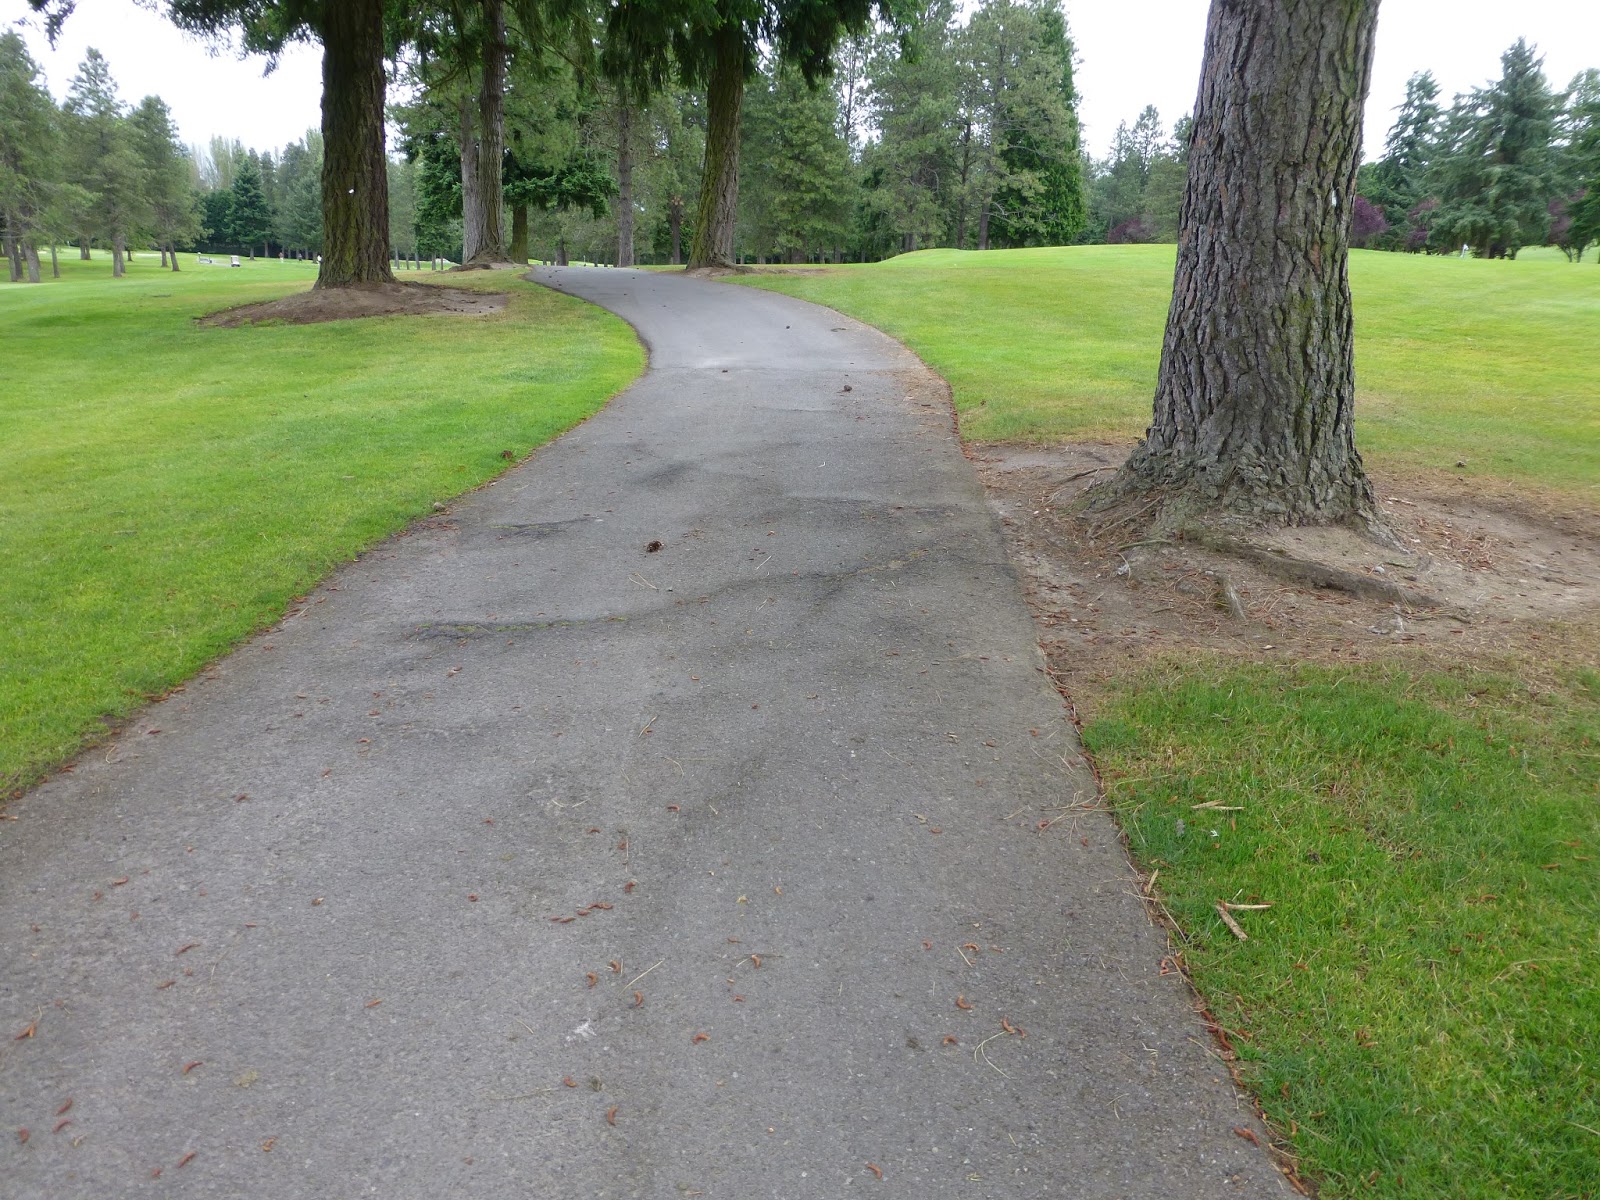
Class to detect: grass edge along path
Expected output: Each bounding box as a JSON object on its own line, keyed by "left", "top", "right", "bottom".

{"left": 731, "top": 245, "right": 1600, "bottom": 498}
{"left": 1083, "top": 659, "right": 1600, "bottom": 1199}
{"left": 1, "top": 257, "right": 643, "bottom": 795}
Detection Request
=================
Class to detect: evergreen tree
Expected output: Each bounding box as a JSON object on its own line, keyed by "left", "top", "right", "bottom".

{"left": 981, "top": 0, "right": 1086, "bottom": 247}
{"left": 1088, "top": 108, "right": 1177, "bottom": 246}
{"left": 1557, "top": 69, "right": 1600, "bottom": 260}
{"left": 1430, "top": 40, "right": 1559, "bottom": 258}
{"left": 1357, "top": 71, "right": 1441, "bottom": 250}
{"left": 62, "top": 48, "right": 147, "bottom": 276}
{"left": 0, "top": 30, "right": 59, "bottom": 283}
{"left": 601, "top": 0, "right": 906, "bottom": 269}
{"left": 740, "top": 59, "right": 854, "bottom": 261}
{"left": 227, "top": 154, "right": 275, "bottom": 256}
{"left": 863, "top": 1, "right": 960, "bottom": 254}
{"left": 129, "top": 96, "right": 202, "bottom": 269}
{"left": 1138, "top": 118, "right": 1190, "bottom": 243}
{"left": 387, "top": 154, "right": 418, "bottom": 260}
{"left": 274, "top": 131, "right": 324, "bottom": 256}
{"left": 639, "top": 89, "right": 705, "bottom": 264}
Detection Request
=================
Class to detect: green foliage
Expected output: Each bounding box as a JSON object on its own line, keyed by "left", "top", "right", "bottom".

{"left": 1358, "top": 71, "right": 1442, "bottom": 251}
{"left": 1084, "top": 662, "right": 1600, "bottom": 1198}
{"left": 62, "top": 48, "right": 148, "bottom": 260}
{"left": 0, "top": 30, "right": 59, "bottom": 275}
{"left": 273, "top": 130, "right": 323, "bottom": 253}
{"left": 1560, "top": 69, "right": 1600, "bottom": 259}
{"left": 961, "top": 0, "right": 1085, "bottom": 248}
{"left": 128, "top": 95, "right": 203, "bottom": 252}
{"left": 0, "top": 254, "right": 643, "bottom": 793}
{"left": 1088, "top": 104, "right": 1186, "bottom": 244}
{"left": 1430, "top": 40, "right": 1560, "bottom": 257}
{"left": 860, "top": 0, "right": 961, "bottom": 253}
{"left": 739, "top": 58, "right": 854, "bottom": 260}
{"left": 225, "top": 152, "right": 275, "bottom": 251}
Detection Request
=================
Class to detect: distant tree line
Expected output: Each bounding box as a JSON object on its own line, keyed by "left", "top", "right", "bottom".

{"left": 1, "top": 35, "right": 200, "bottom": 280}
{"left": 12, "top": 8, "right": 1599, "bottom": 284}
{"left": 384, "top": 0, "right": 1090, "bottom": 268}
{"left": 1355, "top": 41, "right": 1600, "bottom": 260}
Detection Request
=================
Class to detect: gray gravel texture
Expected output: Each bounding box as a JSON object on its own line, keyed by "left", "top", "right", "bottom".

{"left": 1, "top": 267, "right": 1287, "bottom": 1198}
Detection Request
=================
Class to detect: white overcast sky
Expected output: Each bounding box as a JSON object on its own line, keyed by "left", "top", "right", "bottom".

{"left": 5, "top": 0, "right": 1599, "bottom": 161}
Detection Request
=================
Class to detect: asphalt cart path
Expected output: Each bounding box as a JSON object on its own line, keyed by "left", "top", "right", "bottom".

{"left": 2, "top": 266, "right": 1286, "bottom": 1198}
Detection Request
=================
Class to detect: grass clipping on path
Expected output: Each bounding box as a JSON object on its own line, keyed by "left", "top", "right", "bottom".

{"left": 0, "top": 257, "right": 642, "bottom": 794}
{"left": 1084, "top": 662, "right": 1600, "bottom": 1198}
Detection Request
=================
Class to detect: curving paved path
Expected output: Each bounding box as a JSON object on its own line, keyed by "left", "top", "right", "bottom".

{"left": 2, "top": 267, "right": 1286, "bottom": 1198}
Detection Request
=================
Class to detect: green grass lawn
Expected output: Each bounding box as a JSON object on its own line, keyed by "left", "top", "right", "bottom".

{"left": 734, "top": 247, "right": 1600, "bottom": 1198}
{"left": 1084, "top": 664, "right": 1600, "bottom": 1198}
{"left": 1, "top": 253, "right": 642, "bottom": 795}
{"left": 735, "top": 245, "right": 1600, "bottom": 495}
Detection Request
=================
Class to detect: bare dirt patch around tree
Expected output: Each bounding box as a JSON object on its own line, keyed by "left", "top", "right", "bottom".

{"left": 977, "top": 442, "right": 1600, "bottom": 717}
{"left": 200, "top": 281, "right": 508, "bottom": 328}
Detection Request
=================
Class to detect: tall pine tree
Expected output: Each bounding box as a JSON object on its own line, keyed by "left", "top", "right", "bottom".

{"left": 1431, "top": 40, "right": 1559, "bottom": 258}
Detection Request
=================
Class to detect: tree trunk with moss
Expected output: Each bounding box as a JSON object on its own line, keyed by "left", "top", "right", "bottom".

{"left": 460, "top": 0, "right": 507, "bottom": 266}
{"left": 509, "top": 202, "right": 528, "bottom": 263}
{"left": 616, "top": 99, "right": 635, "bottom": 267}
{"left": 315, "top": 0, "right": 394, "bottom": 288}
{"left": 688, "top": 24, "right": 746, "bottom": 269}
{"left": 1097, "top": 0, "right": 1382, "bottom": 528}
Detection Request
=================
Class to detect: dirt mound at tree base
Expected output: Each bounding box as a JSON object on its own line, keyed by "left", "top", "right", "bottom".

{"left": 200, "top": 282, "right": 507, "bottom": 328}
{"left": 978, "top": 442, "right": 1600, "bottom": 715}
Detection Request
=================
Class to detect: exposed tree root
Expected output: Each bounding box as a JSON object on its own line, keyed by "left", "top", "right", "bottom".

{"left": 1184, "top": 529, "right": 1442, "bottom": 609}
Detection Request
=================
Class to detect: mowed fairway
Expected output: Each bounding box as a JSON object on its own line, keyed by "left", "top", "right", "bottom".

{"left": 737, "top": 245, "right": 1600, "bottom": 494}
{"left": 737, "top": 248, "right": 1600, "bottom": 1199}
{"left": 1, "top": 255, "right": 642, "bottom": 794}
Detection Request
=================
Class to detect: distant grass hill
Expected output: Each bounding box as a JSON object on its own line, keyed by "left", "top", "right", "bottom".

{"left": 737, "top": 245, "right": 1600, "bottom": 497}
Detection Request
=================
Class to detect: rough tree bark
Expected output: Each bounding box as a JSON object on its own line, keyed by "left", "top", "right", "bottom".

{"left": 25, "top": 242, "right": 41, "bottom": 282}
{"left": 688, "top": 23, "right": 746, "bottom": 269}
{"left": 315, "top": 0, "right": 394, "bottom": 288}
{"left": 78, "top": 236, "right": 89, "bottom": 261}
{"left": 460, "top": 0, "right": 508, "bottom": 266}
{"left": 3, "top": 231, "right": 19, "bottom": 283}
{"left": 1096, "top": 0, "right": 1382, "bottom": 529}
{"left": 616, "top": 99, "right": 635, "bottom": 268}
{"left": 111, "top": 232, "right": 125, "bottom": 277}
{"left": 509, "top": 203, "right": 528, "bottom": 263}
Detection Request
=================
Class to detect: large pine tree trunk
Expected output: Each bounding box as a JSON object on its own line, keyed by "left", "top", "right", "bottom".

{"left": 49, "top": 242, "right": 59, "bottom": 278}
{"left": 510, "top": 203, "right": 528, "bottom": 264}
{"left": 3, "top": 230, "right": 19, "bottom": 283}
{"left": 79, "top": 237, "right": 90, "bottom": 261}
{"left": 169, "top": 241, "right": 180, "bottom": 272}
{"left": 459, "top": 97, "right": 482, "bottom": 260}
{"left": 112, "top": 232, "right": 125, "bottom": 277}
{"left": 24, "top": 242, "right": 41, "bottom": 283}
{"left": 461, "top": 0, "right": 507, "bottom": 266}
{"left": 689, "top": 23, "right": 746, "bottom": 269}
{"left": 616, "top": 100, "right": 635, "bottom": 268}
{"left": 315, "top": 0, "right": 395, "bottom": 289}
{"left": 1099, "top": 0, "right": 1381, "bottom": 529}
